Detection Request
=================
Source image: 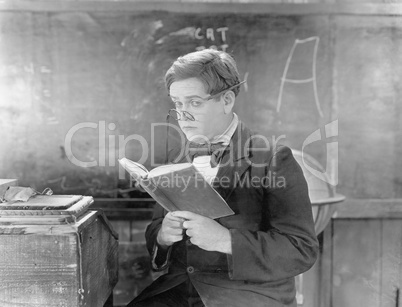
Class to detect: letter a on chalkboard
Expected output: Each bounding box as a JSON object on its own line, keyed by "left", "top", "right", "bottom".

{"left": 277, "top": 36, "right": 323, "bottom": 118}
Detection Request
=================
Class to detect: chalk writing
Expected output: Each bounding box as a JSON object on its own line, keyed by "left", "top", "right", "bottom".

{"left": 153, "top": 25, "right": 229, "bottom": 51}
{"left": 195, "top": 26, "right": 229, "bottom": 52}
{"left": 154, "top": 25, "right": 194, "bottom": 45}
{"left": 194, "top": 27, "right": 228, "bottom": 41}
{"left": 46, "top": 175, "right": 140, "bottom": 198}
{"left": 40, "top": 66, "right": 52, "bottom": 74}
{"left": 196, "top": 44, "right": 229, "bottom": 52}
{"left": 277, "top": 36, "right": 323, "bottom": 117}
{"left": 24, "top": 63, "right": 34, "bottom": 75}
{"left": 47, "top": 176, "right": 106, "bottom": 194}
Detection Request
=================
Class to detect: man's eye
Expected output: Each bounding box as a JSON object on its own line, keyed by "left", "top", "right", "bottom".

{"left": 190, "top": 100, "right": 203, "bottom": 107}
{"left": 173, "top": 101, "right": 183, "bottom": 109}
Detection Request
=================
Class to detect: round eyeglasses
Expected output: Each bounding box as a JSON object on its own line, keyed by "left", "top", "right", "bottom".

{"left": 166, "top": 109, "right": 195, "bottom": 121}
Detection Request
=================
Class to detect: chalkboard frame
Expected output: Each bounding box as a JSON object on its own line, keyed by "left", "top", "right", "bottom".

{"left": 1, "top": 1, "right": 402, "bottom": 16}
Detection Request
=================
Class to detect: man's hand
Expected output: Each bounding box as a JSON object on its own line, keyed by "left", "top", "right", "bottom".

{"left": 172, "top": 211, "right": 232, "bottom": 254}
{"left": 157, "top": 212, "right": 185, "bottom": 248}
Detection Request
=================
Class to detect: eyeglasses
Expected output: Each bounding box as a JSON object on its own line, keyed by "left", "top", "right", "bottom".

{"left": 166, "top": 109, "right": 195, "bottom": 121}
{"left": 169, "top": 80, "right": 246, "bottom": 111}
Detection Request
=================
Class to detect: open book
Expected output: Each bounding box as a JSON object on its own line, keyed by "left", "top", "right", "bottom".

{"left": 118, "top": 158, "right": 234, "bottom": 219}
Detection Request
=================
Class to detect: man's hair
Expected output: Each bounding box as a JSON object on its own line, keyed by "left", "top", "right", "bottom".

{"left": 165, "top": 49, "right": 241, "bottom": 98}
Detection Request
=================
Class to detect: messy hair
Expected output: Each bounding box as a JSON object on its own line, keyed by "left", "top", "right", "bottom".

{"left": 165, "top": 49, "right": 241, "bottom": 98}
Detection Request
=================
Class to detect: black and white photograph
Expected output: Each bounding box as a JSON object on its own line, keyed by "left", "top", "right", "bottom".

{"left": 0, "top": 1, "right": 401, "bottom": 306}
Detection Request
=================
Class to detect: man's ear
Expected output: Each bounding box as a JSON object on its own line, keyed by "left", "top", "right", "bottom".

{"left": 223, "top": 91, "right": 235, "bottom": 114}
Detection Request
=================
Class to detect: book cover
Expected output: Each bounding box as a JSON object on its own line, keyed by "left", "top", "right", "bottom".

{"left": 118, "top": 158, "right": 234, "bottom": 219}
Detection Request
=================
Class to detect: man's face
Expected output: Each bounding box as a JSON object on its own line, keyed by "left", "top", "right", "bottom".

{"left": 169, "top": 77, "right": 227, "bottom": 142}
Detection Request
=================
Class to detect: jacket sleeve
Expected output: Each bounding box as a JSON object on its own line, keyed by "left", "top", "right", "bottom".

{"left": 145, "top": 148, "right": 182, "bottom": 271}
{"left": 145, "top": 203, "right": 172, "bottom": 271}
{"left": 227, "top": 145, "right": 319, "bottom": 282}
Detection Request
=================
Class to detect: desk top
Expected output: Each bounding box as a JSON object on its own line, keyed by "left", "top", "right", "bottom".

{"left": 0, "top": 194, "right": 83, "bottom": 210}
{"left": 0, "top": 195, "right": 94, "bottom": 224}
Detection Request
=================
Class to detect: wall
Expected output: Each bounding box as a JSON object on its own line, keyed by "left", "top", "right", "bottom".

{"left": 1, "top": 2, "right": 401, "bottom": 201}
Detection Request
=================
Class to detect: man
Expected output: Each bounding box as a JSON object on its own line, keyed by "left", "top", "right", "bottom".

{"left": 127, "top": 49, "right": 318, "bottom": 307}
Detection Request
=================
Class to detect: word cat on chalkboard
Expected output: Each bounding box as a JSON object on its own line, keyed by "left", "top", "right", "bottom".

{"left": 194, "top": 26, "right": 229, "bottom": 51}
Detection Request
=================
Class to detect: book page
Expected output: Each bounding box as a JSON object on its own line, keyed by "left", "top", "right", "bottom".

{"left": 118, "top": 158, "right": 149, "bottom": 179}
{"left": 148, "top": 163, "right": 192, "bottom": 178}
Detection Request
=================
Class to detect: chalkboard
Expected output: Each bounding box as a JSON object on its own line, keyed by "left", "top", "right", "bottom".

{"left": 0, "top": 8, "right": 401, "bottom": 199}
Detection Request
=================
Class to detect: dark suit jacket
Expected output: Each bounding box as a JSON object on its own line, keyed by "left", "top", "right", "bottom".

{"left": 133, "top": 121, "right": 318, "bottom": 307}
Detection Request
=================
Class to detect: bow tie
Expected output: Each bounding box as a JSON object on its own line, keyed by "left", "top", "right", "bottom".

{"left": 187, "top": 142, "right": 228, "bottom": 168}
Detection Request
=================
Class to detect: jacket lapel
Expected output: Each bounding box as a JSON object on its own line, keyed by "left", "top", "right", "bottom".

{"left": 212, "top": 121, "right": 253, "bottom": 201}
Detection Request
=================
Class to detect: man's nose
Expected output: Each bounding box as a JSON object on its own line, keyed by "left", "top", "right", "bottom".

{"left": 181, "top": 102, "right": 190, "bottom": 112}
{"left": 178, "top": 103, "right": 189, "bottom": 119}
{"left": 179, "top": 110, "right": 191, "bottom": 121}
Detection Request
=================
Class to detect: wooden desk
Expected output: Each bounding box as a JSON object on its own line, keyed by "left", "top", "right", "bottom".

{"left": 0, "top": 198, "right": 118, "bottom": 307}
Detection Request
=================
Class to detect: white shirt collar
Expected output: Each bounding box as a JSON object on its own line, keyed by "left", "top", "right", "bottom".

{"left": 210, "top": 113, "right": 238, "bottom": 146}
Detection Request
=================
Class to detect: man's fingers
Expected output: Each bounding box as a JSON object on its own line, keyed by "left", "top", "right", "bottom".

{"left": 170, "top": 234, "right": 183, "bottom": 242}
{"left": 185, "top": 229, "right": 194, "bottom": 237}
{"left": 168, "top": 227, "right": 184, "bottom": 236}
{"left": 165, "top": 220, "right": 183, "bottom": 229}
{"left": 182, "top": 220, "right": 195, "bottom": 229}
{"left": 165, "top": 212, "right": 186, "bottom": 222}
{"left": 172, "top": 211, "right": 200, "bottom": 221}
